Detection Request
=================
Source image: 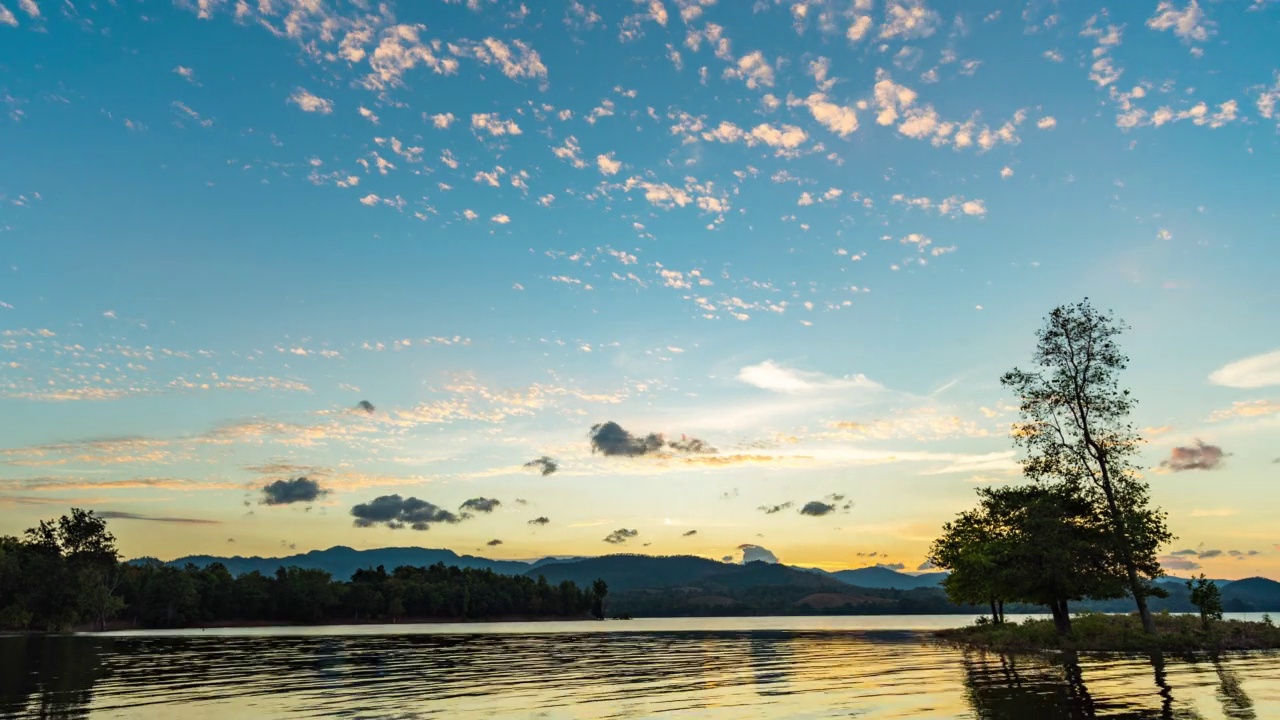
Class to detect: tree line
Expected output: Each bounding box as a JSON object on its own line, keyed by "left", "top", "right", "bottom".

{"left": 929, "top": 300, "right": 1179, "bottom": 636}
{"left": 0, "top": 510, "right": 608, "bottom": 631}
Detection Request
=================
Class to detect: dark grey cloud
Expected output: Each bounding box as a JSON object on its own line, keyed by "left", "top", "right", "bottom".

{"left": 1229, "top": 550, "right": 1243, "bottom": 557}
{"left": 528, "top": 516, "right": 550, "bottom": 526}
{"left": 1248, "top": 550, "right": 1260, "bottom": 556}
{"left": 917, "top": 560, "right": 937, "bottom": 571}
{"left": 96, "top": 511, "right": 220, "bottom": 525}
{"left": 875, "top": 562, "right": 906, "bottom": 571}
{"left": 681, "top": 529, "right": 697, "bottom": 537}
{"left": 589, "top": 421, "right": 716, "bottom": 457}
{"left": 1160, "top": 440, "right": 1227, "bottom": 471}
{"left": 487, "top": 539, "right": 503, "bottom": 547}
{"left": 721, "top": 555, "right": 734, "bottom": 562}
{"left": 515, "top": 498, "right": 529, "bottom": 505}
{"left": 351, "top": 495, "right": 463, "bottom": 530}
{"left": 603, "top": 528, "right": 639, "bottom": 544}
{"left": 799, "top": 501, "right": 836, "bottom": 516}
{"left": 738, "top": 544, "right": 779, "bottom": 564}
{"left": 666, "top": 435, "right": 717, "bottom": 454}
{"left": 524, "top": 456, "right": 558, "bottom": 476}
{"left": 758, "top": 501, "right": 793, "bottom": 515}
{"left": 460, "top": 497, "right": 501, "bottom": 513}
{"left": 857, "top": 551, "right": 882, "bottom": 558}
{"left": 1161, "top": 555, "right": 1201, "bottom": 571}
{"left": 1170, "top": 548, "right": 1199, "bottom": 556}
{"left": 590, "top": 422, "right": 664, "bottom": 456}
{"left": 261, "top": 477, "right": 328, "bottom": 506}
{"left": 720, "top": 488, "right": 739, "bottom": 500}
{"left": 824, "top": 493, "right": 854, "bottom": 511}
{"left": 1198, "top": 549, "right": 1224, "bottom": 559}
{"left": 356, "top": 400, "right": 376, "bottom": 414}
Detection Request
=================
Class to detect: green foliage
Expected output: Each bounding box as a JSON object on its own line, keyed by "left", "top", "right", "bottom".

{"left": 930, "top": 484, "right": 1127, "bottom": 633}
{"left": 0, "top": 510, "right": 609, "bottom": 631}
{"left": 998, "top": 299, "right": 1173, "bottom": 633}
{"left": 1187, "top": 574, "right": 1224, "bottom": 630}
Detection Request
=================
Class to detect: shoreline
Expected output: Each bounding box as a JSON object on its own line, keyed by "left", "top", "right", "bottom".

{"left": 935, "top": 614, "right": 1280, "bottom": 654}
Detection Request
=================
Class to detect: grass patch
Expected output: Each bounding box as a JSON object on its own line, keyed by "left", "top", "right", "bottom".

{"left": 936, "top": 612, "right": 1280, "bottom": 653}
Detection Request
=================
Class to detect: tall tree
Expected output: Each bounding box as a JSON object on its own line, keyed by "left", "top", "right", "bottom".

{"left": 1001, "top": 299, "right": 1172, "bottom": 633}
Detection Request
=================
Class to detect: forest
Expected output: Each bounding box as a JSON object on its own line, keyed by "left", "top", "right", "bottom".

{"left": 0, "top": 509, "right": 607, "bottom": 631}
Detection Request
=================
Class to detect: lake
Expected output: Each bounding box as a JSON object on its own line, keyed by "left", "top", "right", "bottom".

{"left": 3, "top": 615, "right": 1277, "bottom": 719}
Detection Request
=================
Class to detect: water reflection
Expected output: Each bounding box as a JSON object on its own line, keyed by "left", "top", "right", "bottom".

{"left": 1, "top": 627, "right": 1277, "bottom": 719}
{"left": 0, "top": 635, "right": 105, "bottom": 720}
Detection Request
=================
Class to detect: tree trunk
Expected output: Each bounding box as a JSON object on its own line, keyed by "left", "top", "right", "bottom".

{"left": 1050, "top": 600, "right": 1072, "bottom": 636}
{"left": 1097, "top": 471, "right": 1156, "bottom": 634}
{"left": 990, "top": 599, "right": 999, "bottom": 624}
{"left": 997, "top": 600, "right": 1005, "bottom": 625}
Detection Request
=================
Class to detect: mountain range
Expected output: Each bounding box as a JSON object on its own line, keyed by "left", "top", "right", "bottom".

{"left": 140, "top": 545, "right": 948, "bottom": 590}
{"left": 136, "top": 545, "right": 1280, "bottom": 614}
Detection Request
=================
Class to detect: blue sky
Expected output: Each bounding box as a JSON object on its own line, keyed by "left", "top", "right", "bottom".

{"left": 1, "top": 0, "right": 1278, "bottom": 576}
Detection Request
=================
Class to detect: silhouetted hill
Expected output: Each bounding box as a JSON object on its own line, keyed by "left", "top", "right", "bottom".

{"left": 828, "top": 567, "right": 949, "bottom": 590}
{"left": 527, "top": 555, "right": 847, "bottom": 593}
{"left": 152, "top": 546, "right": 535, "bottom": 579}
{"left": 1222, "top": 577, "right": 1280, "bottom": 611}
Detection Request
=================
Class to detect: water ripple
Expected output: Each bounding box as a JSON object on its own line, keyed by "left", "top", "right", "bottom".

{"left": 2, "top": 622, "right": 1278, "bottom": 719}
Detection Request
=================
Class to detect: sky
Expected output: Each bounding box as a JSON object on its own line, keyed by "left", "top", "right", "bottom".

{"left": 1, "top": 0, "right": 1278, "bottom": 578}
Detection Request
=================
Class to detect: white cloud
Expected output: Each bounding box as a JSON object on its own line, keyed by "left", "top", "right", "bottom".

{"left": 879, "top": 0, "right": 939, "bottom": 39}
{"left": 552, "top": 136, "right": 587, "bottom": 168}
{"left": 0, "top": 4, "right": 17, "bottom": 25}
{"left": 737, "top": 360, "right": 882, "bottom": 394}
{"left": 1258, "top": 74, "right": 1280, "bottom": 125}
{"left": 1037, "top": 116, "right": 1057, "bottom": 129}
{"left": 873, "top": 73, "right": 918, "bottom": 126}
{"left": 1147, "top": 0, "right": 1214, "bottom": 43}
{"left": 801, "top": 93, "right": 859, "bottom": 137}
{"left": 472, "top": 112, "right": 521, "bottom": 136}
{"left": 289, "top": 88, "right": 334, "bottom": 114}
{"left": 748, "top": 123, "right": 808, "bottom": 150}
{"left": 596, "top": 152, "right": 622, "bottom": 175}
{"left": 17, "top": 0, "right": 36, "bottom": 18}
{"left": 847, "top": 15, "right": 873, "bottom": 41}
{"left": 358, "top": 106, "right": 380, "bottom": 124}
{"left": 429, "top": 112, "right": 456, "bottom": 129}
{"left": 1000, "top": 166, "right": 1014, "bottom": 179}
{"left": 1209, "top": 349, "right": 1280, "bottom": 388}
{"left": 363, "top": 24, "right": 459, "bottom": 91}
{"left": 455, "top": 37, "right": 548, "bottom": 81}
{"left": 491, "top": 214, "right": 511, "bottom": 224}
{"left": 173, "top": 66, "right": 197, "bottom": 84}
{"left": 1157, "top": 228, "right": 1173, "bottom": 240}
{"left": 725, "top": 50, "right": 774, "bottom": 89}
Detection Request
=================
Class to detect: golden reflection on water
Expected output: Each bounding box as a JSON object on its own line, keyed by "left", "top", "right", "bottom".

{"left": 1, "top": 626, "right": 1278, "bottom": 719}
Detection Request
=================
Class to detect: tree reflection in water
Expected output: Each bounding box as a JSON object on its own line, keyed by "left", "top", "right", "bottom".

{"left": 0, "top": 635, "right": 106, "bottom": 719}
{"left": 960, "top": 647, "right": 1264, "bottom": 720}
{"left": 1212, "top": 658, "right": 1256, "bottom": 720}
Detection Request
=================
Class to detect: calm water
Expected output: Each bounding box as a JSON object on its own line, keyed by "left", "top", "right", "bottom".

{"left": 3, "top": 616, "right": 1277, "bottom": 719}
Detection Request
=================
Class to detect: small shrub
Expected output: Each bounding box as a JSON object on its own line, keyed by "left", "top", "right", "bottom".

{"left": 1186, "top": 574, "right": 1224, "bottom": 631}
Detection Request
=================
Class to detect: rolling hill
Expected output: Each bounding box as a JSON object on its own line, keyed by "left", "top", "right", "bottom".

{"left": 828, "top": 567, "right": 949, "bottom": 590}
{"left": 527, "top": 554, "right": 848, "bottom": 593}
{"left": 146, "top": 545, "right": 535, "bottom": 579}
{"left": 1222, "top": 577, "right": 1280, "bottom": 611}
